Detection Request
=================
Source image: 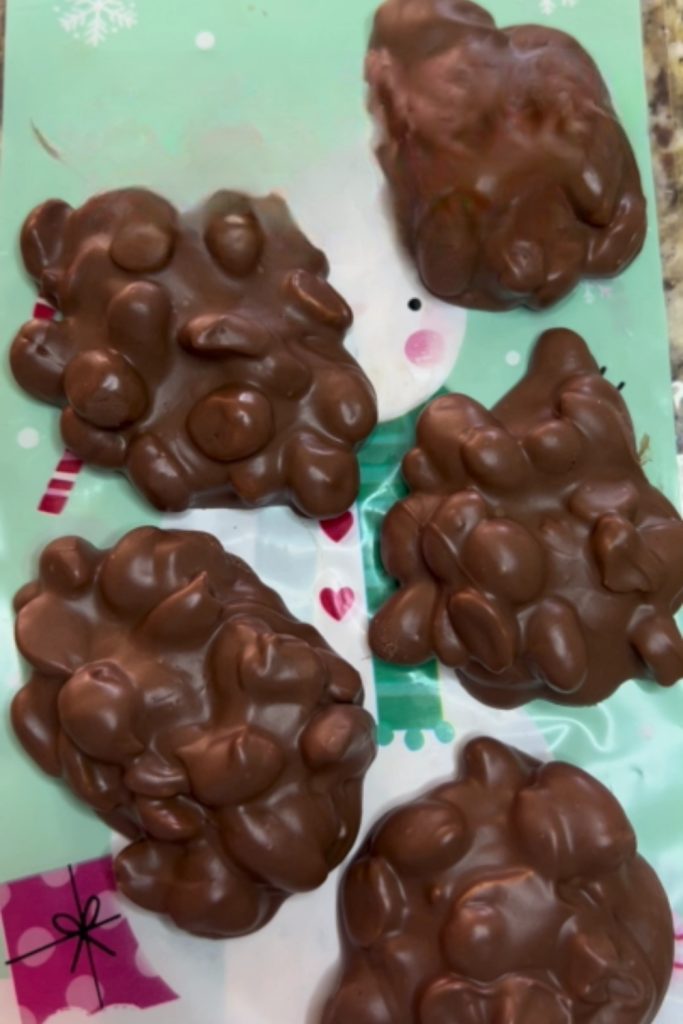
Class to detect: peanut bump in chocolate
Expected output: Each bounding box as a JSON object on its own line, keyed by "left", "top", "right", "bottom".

{"left": 323, "top": 737, "right": 674, "bottom": 1024}
{"left": 12, "top": 527, "right": 377, "bottom": 938}
{"left": 369, "top": 329, "right": 683, "bottom": 707}
{"left": 365, "top": 0, "right": 647, "bottom": 311}
{"left": 11, "top": 189, "right": 377, "bottom": 517}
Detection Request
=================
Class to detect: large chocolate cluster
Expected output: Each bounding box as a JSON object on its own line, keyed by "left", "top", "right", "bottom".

{"left": 12, "top": 527, "right": 376, "bottom": 937}
{"left": 370, "top": 330, "right": 683, "bottom": 707}
{"left": 323, "top": 738, "right": 674, "bottom": 1024}
{"left": 366, "top": 0, "right": 647, "bottom": 310}
{"left": 11, "top": 188, "right": 377, "bottom": 516}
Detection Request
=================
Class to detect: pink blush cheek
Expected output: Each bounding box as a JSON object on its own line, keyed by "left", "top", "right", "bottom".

{"left": 404, "top": 330, "right": 446, "bottom": 367}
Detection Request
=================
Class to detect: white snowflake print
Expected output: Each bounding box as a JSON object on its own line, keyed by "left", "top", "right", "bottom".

{"left": 55, "top": 0, "right": 137, "bottom": 47}
{"left": 539, "top": 0, "right": 579, "bottom": 15}
{"left": 583, "top": 283, "right": 616, "bottom": 306}
{"left": 583, "top": 283, "right": 615, "bottom": 305}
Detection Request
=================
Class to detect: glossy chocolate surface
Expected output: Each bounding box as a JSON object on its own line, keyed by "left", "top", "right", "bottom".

{"left": 370, "top": 329, "right": 683, "bottom": 707}
{"left": 366, "top": 0, "right": 647, "bottom": 310}
{"left": 12, "top": 527, "right": 376, "bottom": 937}
{"left": 11, "top": 189, "right": 377, "bottom": 516}
{"left": 323, "top": 737, "right": 674, "bottom": 1024}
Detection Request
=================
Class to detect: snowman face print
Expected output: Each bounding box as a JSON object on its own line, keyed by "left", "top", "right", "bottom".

{"left": 284, "top": 139, "right": 467, "bottom": 422}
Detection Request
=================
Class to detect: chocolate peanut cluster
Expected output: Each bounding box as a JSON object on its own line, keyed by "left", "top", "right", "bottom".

{"left": 323, "top": 738, "right": 674, "bottom": 1024}
{"left": 12, "top": 189, "right": 377, "bottom": 516}
{"left": 370, "top": 330, "right": 683, "bottom": 706}
{"left": 366, "top": 0, "right": 647, "bottom": 310}
{"left": 12, "top": 527, "right": 376, "bottom": 937}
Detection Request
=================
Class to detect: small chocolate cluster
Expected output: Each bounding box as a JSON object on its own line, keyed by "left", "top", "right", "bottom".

{"left": 323, "top": 737, "right": 674, "bottom": 1024}
{"left": 11, "top": 189, "right": 377, "bottom": 516}
{"left": 12, "top": 527, "right": 376, "bottom": 937}
{"left": 370, "top": 330, "right": 683, "bottom": 707}
{"left": 366, "top": 0, "right": 647, "bottom": 310}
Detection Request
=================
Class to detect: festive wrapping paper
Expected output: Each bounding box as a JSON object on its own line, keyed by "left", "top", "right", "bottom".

{"left": 0, "top": 0, "right": 682, "bottom": 1021}
{"left": 1, "top": 859, "right": 177, "bottom": 1023}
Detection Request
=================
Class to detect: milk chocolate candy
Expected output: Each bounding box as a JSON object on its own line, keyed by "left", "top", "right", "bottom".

{"left": 370, "top": 329, "right": 683, "bottom": 707}
{"left": 366, "top": 0, "right": 647, "bottom": 311}
{"left": 11, "top": 189, "right": 377, "bottom": 516}
{"left": 12, "top": 527, "right": 377, "bottom": 937}
{"left": 323, "top": 737, "right": 674, "bottom": 1024}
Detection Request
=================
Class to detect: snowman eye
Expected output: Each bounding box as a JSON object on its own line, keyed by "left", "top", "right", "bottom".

{"left": 408, "top": 298, "right": 422, "bottom": 311}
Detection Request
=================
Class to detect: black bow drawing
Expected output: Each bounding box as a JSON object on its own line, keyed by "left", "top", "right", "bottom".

{"left": 5, "top": 864, "right": 121, "bottom": 1010}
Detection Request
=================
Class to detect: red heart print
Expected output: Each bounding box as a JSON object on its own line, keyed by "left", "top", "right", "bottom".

{"left": 320, "top": 587, "right": 355, "bottom": 622}
{"left": 320, "top": 511, "right": 354, "bottom": 543}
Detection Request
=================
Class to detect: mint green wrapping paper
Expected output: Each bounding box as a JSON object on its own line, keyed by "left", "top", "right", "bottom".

{"left": 0, "top": 1, "right": 680, "bottom": 1019}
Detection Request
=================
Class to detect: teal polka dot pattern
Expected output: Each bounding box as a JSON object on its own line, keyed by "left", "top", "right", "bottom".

{"left": 404, "top": 729, "right": 425, "bottom": 752}
{"left": 435, "top": 721, "right": 456, "bottom": 744}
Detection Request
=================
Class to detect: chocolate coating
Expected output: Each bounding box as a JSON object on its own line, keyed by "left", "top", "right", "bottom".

{"left": 11, "top": 189, "right": 377, "bottom": 516}
{"left": 323, "top": 737, "right": 674, "bottom": 1024}
{"left": 12, "top": 527, "right": 376, "bottom": 937}
{"left": 370, "top": 329, "right": 683, "bottom": 707}
{"left": 366, "top": 0, "right": 647, "bottom": 310}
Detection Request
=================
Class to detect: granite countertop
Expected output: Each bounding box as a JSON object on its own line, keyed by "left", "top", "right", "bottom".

{"left": 642, "top": 0, "right": 683, "bottom": 448}
{"left": 0, "top": 0, "right": 680, "bottom": 424}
